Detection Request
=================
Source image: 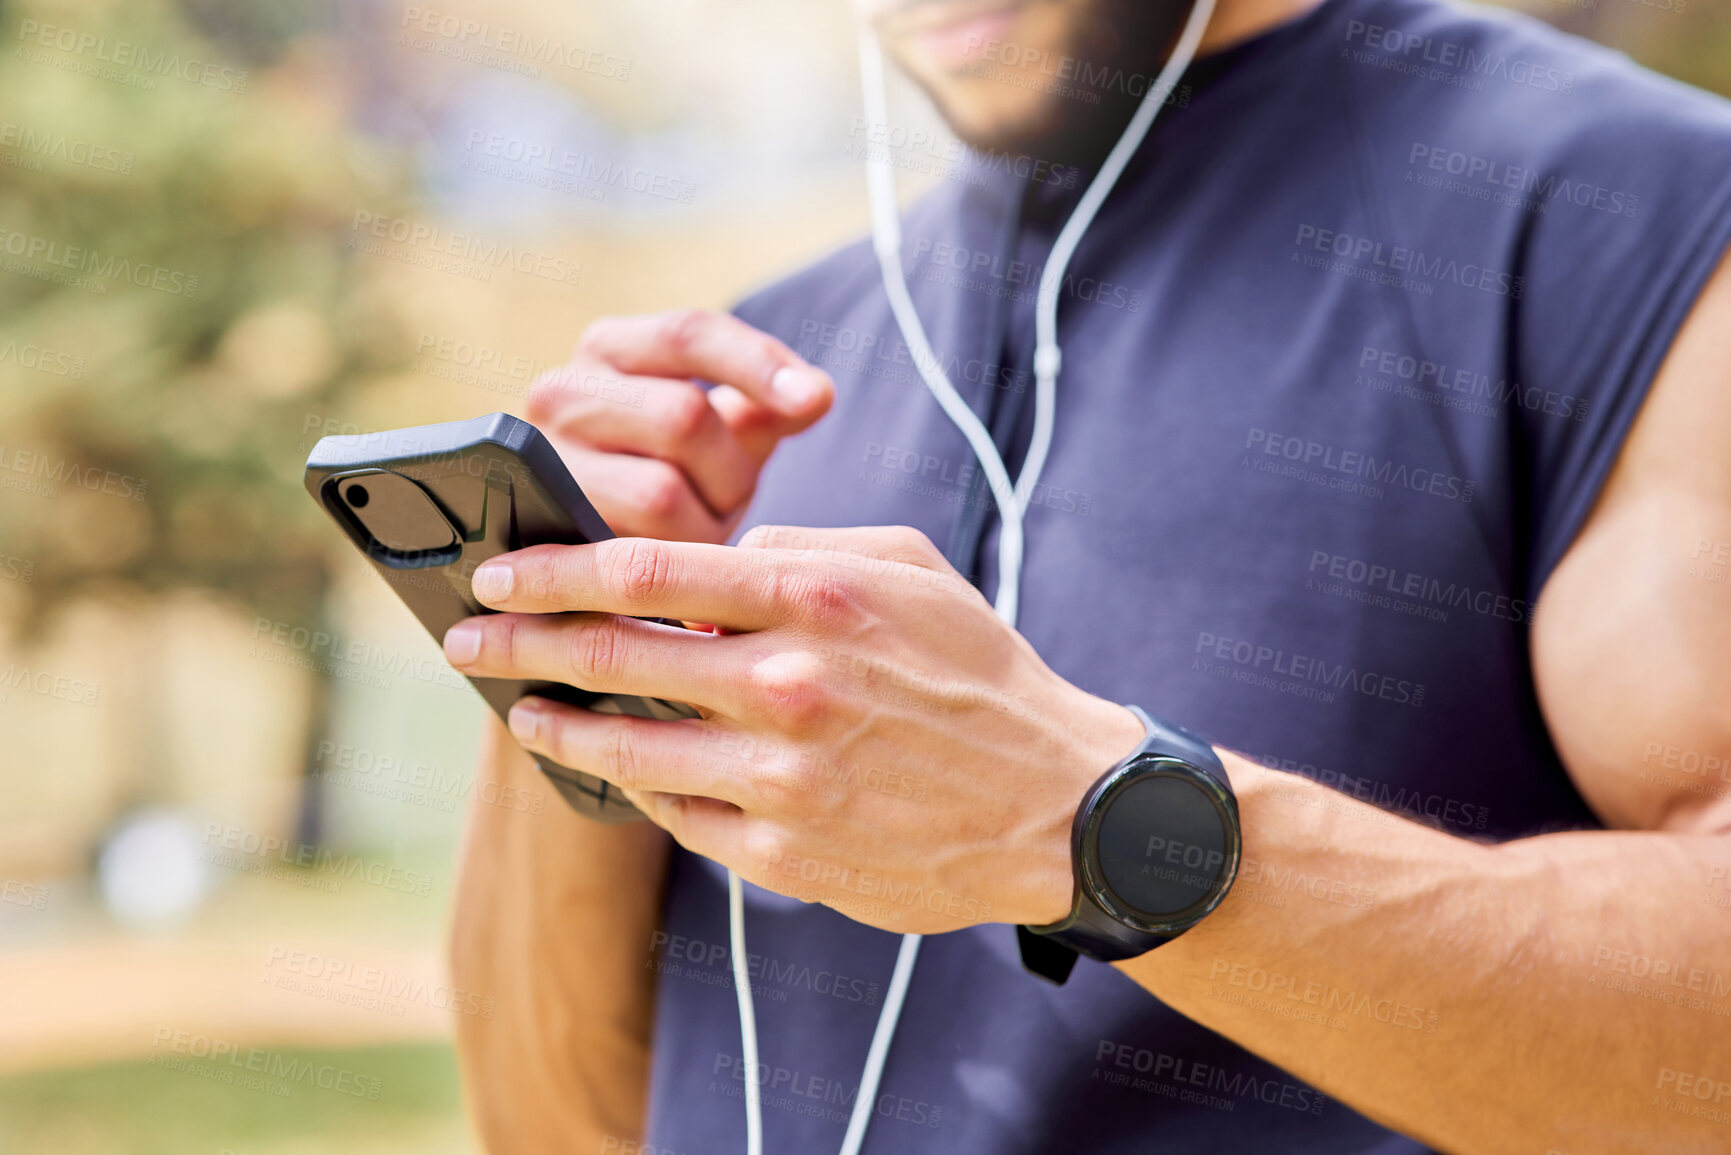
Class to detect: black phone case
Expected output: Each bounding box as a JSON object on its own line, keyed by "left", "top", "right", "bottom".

{"left": 303, "top": 412, "right": 698, "bottom": 823}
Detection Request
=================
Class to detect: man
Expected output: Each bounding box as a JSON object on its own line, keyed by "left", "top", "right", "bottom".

{"left": 445, "top": 0, "right": 1731, "bottom": 1150}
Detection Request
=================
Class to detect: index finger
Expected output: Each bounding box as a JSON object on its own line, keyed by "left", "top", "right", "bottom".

{"left": 578, "top": 310, "right": 832, "bottom": 429}
{"left": 474, "top": 538, "right": 798, "bottom": 631}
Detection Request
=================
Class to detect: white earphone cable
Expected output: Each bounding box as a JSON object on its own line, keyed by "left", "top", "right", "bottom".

{"left": 724, "top": 4, "right": 1215, "bottom": 1150}
{"left": 858, "top": 28, "right": 1029, "bottom": 624}
{"left": 728, "top": 870, "right": 763, "bottom": 1155}
{"left": 836, "top": 930, "right": 922, "bottom": 1155}
{"left": 1018, "top": 0, "right": 1219, "bottom": 515}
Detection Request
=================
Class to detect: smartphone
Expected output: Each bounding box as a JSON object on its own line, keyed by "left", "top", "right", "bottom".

{"left": 303, "top": 412, "right": 699, "bottom": 823}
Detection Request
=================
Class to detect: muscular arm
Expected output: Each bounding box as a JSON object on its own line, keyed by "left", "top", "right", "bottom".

{"left": 1115, "top": 253, "right": 1731, "bottom": 1154}
{"left": 450, "top": 719, "right": 670, "bottom": 1154}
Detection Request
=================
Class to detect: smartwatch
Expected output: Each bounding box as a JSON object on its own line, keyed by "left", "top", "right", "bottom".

{"left": 1018, "top": 705, "right": 1241, "bottom": 985}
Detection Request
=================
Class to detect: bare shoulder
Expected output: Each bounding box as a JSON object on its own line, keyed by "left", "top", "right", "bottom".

{"left": 1531, "top": 248, "right": 1731, "bottom": 835}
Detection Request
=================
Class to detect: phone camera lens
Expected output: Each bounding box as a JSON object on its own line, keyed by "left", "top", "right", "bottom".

{"left": 346, "top": 484, "right": 370, "bottom": 508}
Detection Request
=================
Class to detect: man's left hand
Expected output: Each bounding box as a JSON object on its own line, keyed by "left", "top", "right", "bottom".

{"left": 441, "top": 525, "right": 1145, "bottom": 934}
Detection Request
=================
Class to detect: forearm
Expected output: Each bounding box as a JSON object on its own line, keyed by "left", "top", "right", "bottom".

{"left": 1117, "top": 753, "right": 1731, "bottom": 1155}
{"left": 451, "top": 719, "right": 671, "bottom": 1155}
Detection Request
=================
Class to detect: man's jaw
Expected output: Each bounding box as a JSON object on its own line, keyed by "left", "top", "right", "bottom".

{"left": 868, "top": 0, "right": 1192, "bottom": 169}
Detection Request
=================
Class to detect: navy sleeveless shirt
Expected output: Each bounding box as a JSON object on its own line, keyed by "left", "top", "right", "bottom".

{"left": 644, "top": 0, "right": 1731, "bottom": 1149}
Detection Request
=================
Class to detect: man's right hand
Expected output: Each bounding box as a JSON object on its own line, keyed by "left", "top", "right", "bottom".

{"left": 528, "top": 309, "right": 835, "bottom": 543}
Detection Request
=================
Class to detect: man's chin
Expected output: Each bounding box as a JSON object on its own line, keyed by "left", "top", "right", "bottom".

{"left": 923, "top": 84, "right": 1132, "bottom": 171}
{"left": 933, "top": 93, "right": 1061, "bottom": 159}
{"left": 880, "top": 0, "right": 1188, "bottom": 172}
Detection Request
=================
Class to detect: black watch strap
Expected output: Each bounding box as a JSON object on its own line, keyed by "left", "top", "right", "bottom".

{"left": 1018, "top": 705, "right": 1234, "bottom": 985}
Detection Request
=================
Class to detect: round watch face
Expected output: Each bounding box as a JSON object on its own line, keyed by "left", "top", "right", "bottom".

{"left": 1093, "top": 767, "right": 1232, "bottom": 922}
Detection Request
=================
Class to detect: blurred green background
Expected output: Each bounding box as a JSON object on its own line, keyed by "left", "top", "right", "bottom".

{"left": 0, "top": 0, "right": 1723, "bottom": 1150}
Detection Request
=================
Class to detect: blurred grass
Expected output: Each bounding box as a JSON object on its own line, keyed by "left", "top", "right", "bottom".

{"left": 0, "top": 1041, "right": 475, "bottom": 1155}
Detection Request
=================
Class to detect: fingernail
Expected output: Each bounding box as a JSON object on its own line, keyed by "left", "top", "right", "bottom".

{"left": 443, "top": 620, "right": 482, "bottom": 666}
{"left": 772, "top": 366, "right": 824, "bottom": 408}
{"left": 471, "top": 563, "right": 513, "bottom": 604}
{"left": 508, "top": 699, "right": 542, "bottom": 743}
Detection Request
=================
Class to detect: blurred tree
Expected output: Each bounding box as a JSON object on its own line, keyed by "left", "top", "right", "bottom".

{"left": 0, "top": 0, "right": 1722, "bottom": 852}
{"left": 0, "top": 0, "right": 414, "bottom": 839}
{"left": 1516, "top": 0, "right": 1731, "bottom": 98}
{"left": 177, "top": 0, "right": 338, "bottom": 67}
